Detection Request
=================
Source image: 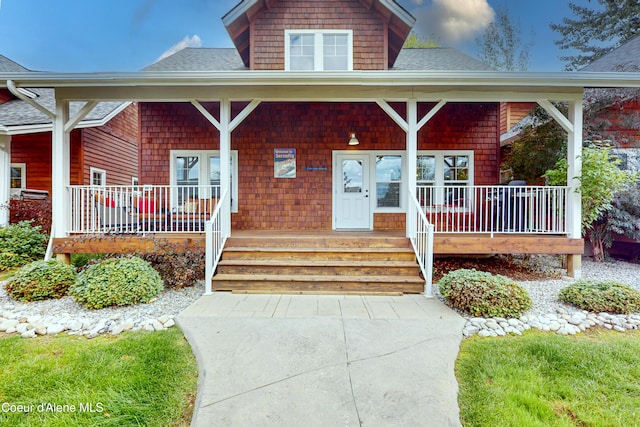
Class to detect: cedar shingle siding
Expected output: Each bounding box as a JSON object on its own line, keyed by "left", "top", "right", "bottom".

{"left": 251, "top": 0, "right": 386, "bottom": 70}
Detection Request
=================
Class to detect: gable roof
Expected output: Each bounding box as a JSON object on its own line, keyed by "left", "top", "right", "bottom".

{"left": 582, "top": 35, "right": 640, "bottom": 72}
{"left": 145, "top": 47, "right": 492, "bottom": 72}
{"left": 0, "top": 55, "right": 29, "bottom": 72}
{"left": 0, "top": 56, "right": 130, "bottom": 135}
{"left": 222, "top": 0, "right": 415, "bottom": 69}
{"left": 0, "top": 87, "right": 129, "bottom": 134}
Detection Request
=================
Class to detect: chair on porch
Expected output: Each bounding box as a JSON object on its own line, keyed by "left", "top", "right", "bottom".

{"left": 131, "top": 194, "right": 168, "bottom": 231}
{"left": 93, "top": 193, "right": 134, "bottom": 233}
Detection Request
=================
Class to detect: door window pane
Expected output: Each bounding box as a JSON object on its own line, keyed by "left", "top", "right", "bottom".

{"left": 343, "top": 160, "right": 363, "bottom": 193}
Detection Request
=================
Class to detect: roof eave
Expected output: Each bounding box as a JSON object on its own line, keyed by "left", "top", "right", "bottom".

{"left": 3, "top": 71, "right": 640, "bottom": 89}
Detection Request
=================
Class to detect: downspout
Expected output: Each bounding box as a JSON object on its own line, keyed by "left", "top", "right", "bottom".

{"left": 7, "top": 80, "right": 55, "bottom": 119}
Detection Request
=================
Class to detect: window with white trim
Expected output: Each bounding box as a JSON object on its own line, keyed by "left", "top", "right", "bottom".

{"left": 376, "top": 155, "right": 403, "bottom": 208}
{"left": 285, "top": 30, "right": 353, "bottom": 71}
{"left": 90, "top": 167, "right": 106, "bottom": 187}
{"left": 10, "top": 163, "right": 26, "bottom": 195}
{"left": 417, "top": 151, "right": 473, "bottom": 208}
{"left": 170, "top": 150, "right": 238, "bottom": 212}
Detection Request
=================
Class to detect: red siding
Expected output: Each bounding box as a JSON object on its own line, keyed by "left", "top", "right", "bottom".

{"left": 81, "top": 103, "right": 139, "bottom": 185}
{"left": 140, "top": 101, "right": 499, "bottom": 230}
{"left": 10, "top": 104, "right": 139, "bottom": 193}
{"left": 250, "top": 0, "right": 386, "bottom": 70}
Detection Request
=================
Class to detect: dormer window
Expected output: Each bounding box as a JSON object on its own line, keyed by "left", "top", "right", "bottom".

{"left": 285, "top": 30, "right": 353, "bottom": 71}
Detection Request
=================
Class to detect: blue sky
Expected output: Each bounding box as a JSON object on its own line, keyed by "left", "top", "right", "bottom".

{"left": 0, "top": 0, "right": 596, "bottom": 72}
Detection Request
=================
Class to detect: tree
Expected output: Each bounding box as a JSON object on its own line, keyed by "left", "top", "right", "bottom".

{"left": 550, "top": 1, "right": 640, "bottom": 70}
{"left": 475, "top": 5, "right": 533, "bottom": 71}
{"left": 504, "top": 106, "right": 566, "bottom": 183}
{"left": 403, "top": 32, "right": 439, "bottom": 49}
{"left": 545, "top": 145, "right": 637, "bottom": 261}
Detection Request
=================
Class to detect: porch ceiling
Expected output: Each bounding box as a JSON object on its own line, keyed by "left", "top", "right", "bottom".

{"left": 3, "top": 70, "right": 640, "bottom": 102}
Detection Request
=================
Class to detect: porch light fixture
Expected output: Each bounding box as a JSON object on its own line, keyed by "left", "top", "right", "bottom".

{"left": 348, "top": 132, "right": 360, "bottom": 146}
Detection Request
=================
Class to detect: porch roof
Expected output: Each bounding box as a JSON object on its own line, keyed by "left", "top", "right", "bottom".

{"left": 2, "top": 70, "right": 640, "bottom": 103}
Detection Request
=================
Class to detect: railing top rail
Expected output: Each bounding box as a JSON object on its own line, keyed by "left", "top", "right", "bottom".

{"left": 408, "top": 191, "right": 431, "bottom": 226}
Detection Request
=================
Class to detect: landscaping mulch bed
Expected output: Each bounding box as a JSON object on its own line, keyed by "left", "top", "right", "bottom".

{"left": 433, "top": 255, "right": 563, "bottom": 282}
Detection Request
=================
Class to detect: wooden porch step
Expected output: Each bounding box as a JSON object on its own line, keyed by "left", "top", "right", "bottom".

{"left": 213, "top": 232, "right": 424, "bottom": 294}
{"left": 225, "top": 235, "right": 411, "bottom": 249}
{"left": 211, "top": 274, "right": 425, "bottom": 294}
{"left": 222, "top": 247, "right": 417, "bottom": 262}
{"left": 216, "top": 259, "right": 420, "bottom": 276}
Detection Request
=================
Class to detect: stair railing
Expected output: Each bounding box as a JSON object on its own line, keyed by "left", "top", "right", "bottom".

{"left": 408, "top": 191, "right": 435, "bottom": 297}
{"left": 204, "top": 189, "right": 230, "bottom": 295}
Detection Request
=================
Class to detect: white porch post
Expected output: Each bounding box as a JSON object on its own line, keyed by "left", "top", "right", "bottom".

{"left": 52, "top": 99, "right": 70, "bottom": 241}
{"left": 219, "top": 98, "right": 231, "bottom": 237}
{"left": 406, "top": 99, "right": 418, "bottom": 238}
{"left": 567, "top": 97, "right": 583, "bottom": 278}
{"left": 0, "top": 135, "right": 11, "bottom": 226}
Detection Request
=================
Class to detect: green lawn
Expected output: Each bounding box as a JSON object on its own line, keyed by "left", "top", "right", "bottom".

{"left": 0, "top": 328, "right": 197, "bottom": 427}
{"left": 457, "top": 330, "right": 640, "bottom": 427}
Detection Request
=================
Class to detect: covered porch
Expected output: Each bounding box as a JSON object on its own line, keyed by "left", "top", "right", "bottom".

{"left": 7, "top": 70, "right": 635, "bottom": 293}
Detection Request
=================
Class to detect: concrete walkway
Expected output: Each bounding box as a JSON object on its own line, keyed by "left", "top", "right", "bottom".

{"left": 177, "top": 293, "right": 466, "bottom": 427}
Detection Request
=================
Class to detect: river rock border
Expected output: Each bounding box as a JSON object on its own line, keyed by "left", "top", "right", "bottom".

{"left": 0, "top": 280, "right": 203, "bottom": 339}
{"left": 463, "top": 309, "right": 640, "bottom": 337}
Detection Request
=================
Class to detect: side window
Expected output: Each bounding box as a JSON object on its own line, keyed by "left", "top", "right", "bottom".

{"left": 90, "top": 167, "right": 106, "bottom": 187}
{"left": 376, "top": 155, "right": 402, "bottom": 208}
{"left": 417, "top": 151, "right": 473, "bottom": 207}
{"left": 171, "top": 150, "right": 238, "bottom": 212}
{"left": 10, "top": 163, "right": 26, "bottom": 195}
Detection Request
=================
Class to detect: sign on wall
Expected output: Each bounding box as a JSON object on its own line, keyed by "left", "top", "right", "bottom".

{"left": 274, "top": 148, "right": 296, "bottom": 178}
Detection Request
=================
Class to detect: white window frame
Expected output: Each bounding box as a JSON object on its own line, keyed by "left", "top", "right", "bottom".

{"left": 284, "top": 29, "right": 353, "bottom": 71}
{"left": 374, "top": 152, "right": 405, "bottom": 212}
{"left": 417, "top": 150, "right": 474, "bottom": 209}
{"left": 170, "top": 150, "right": 238, "bottom": 213}
{"left": 10, "top": 163, "right": 26, "bottom": 195}
{"left": 90, "top": 167, "right": 106, "bottom": 187}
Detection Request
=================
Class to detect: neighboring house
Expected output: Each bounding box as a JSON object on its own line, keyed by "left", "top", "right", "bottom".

{"left": 0, "top": 55, "right": 139, "bottom": 228}
{"left": 499, "top": 35, "right": 640, "bottom": 259}
{"left": 5, "top": 0, "right": 620, "bottom": 294}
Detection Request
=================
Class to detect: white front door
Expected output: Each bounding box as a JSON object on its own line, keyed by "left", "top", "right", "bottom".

{"left": 334, "top": 154, "right": 371, "bottom": 229}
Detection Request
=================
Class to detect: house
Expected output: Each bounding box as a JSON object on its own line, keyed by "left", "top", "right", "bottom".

{"left": 6, "top": 0, "right": 633, "bottom": 295}
{"left": 0, "top": 55, "right": 139, "bottom": 230}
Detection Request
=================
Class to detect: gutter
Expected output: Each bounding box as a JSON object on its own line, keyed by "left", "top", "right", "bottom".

{"left": 2, "top": 70, "right": 640, "bottom": 89}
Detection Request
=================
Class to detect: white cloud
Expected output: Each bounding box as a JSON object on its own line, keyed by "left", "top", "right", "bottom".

{"left": 411, "top": 0, "right": 494, "bottom": 45}
{"left": 155, "top": 35, "right": 202, "bottom": 62}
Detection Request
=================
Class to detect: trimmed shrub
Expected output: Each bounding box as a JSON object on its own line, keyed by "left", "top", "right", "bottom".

{"left": 0, "top": 252, "right": 24, "bottom": 272}
{"left": 136, "top": 239, "right": 205, "bottom": 289}
{"left": 9, "top": 198, "right": 52, "bottom": 234}
{"left": 559, "top": 280, "right": 640, "bottom": 314}
{"left": 439, "top": 268, "right": 532, "bottom": 318}
{"left": 0, "top": 220, "right": 48, "bottom": 261}
{"left": 4, "top": 260, "right": 77, "bottom": 302}
{"left": 70, "top": 256, "right": 163, "bottom": 309}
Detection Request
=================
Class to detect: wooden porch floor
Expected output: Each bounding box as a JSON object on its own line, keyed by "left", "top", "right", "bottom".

{"left": 53, "top": 230, "right": 583, "bottom": 256}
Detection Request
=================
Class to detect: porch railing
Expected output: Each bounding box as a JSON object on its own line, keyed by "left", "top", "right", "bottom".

{"left": 205, "top": 189, "right": 230, "bottom": 295}
{"left": 416, "top": 185, "right": 569, "bottom": 235}
{"left": 408, "top": 191, "right": 435, "bottom": 297}
{"left": 69, "top": 185, "right": 221, "bottom": 234}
